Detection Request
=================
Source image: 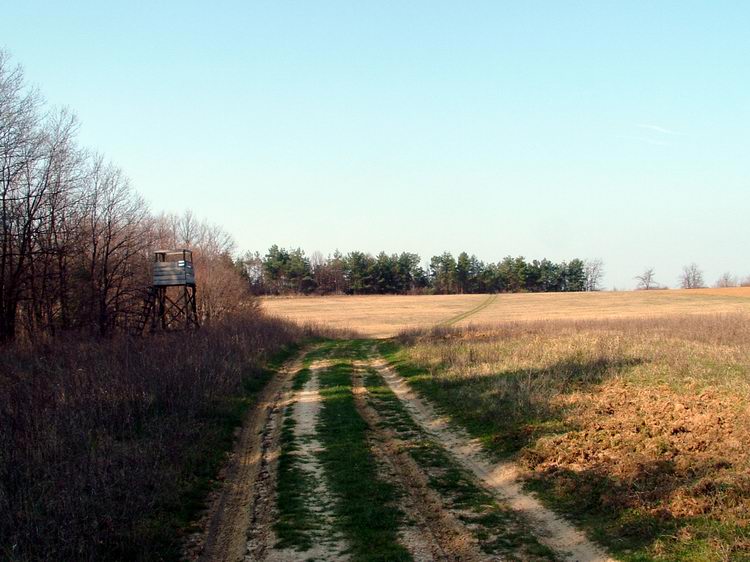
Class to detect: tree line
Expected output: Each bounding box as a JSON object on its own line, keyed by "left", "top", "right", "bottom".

{"left": 240, "top": 246, "right": 605, "bottom": 295}
{"left": 0, "top": 53, "right": 248, "bottom": 343}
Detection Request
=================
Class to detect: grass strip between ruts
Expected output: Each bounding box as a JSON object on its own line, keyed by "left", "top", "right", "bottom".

{"left": 316, "top": 342, "right": 411, "bottom": 561}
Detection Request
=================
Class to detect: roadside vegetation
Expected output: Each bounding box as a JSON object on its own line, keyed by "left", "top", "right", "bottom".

{"left": 383, "top": 313, "right": 750, "bottom": 561}
{"left": 0, "top": 312, "right": 310, "bottom": 561}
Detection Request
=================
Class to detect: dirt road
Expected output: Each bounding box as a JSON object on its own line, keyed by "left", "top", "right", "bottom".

{"left": 189, "top": 342, "right": 614, "bottom": 562}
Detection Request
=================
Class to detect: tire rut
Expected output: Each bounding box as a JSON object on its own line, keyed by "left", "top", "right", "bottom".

{"left": 193, "top": 350, "right": 304, "bottom": 562}
{"left": 262, "top": 360, "right": 348, "bottom": 561}
{"left": 370, "top": 356, "right": 616, "bottom": 562}
{"left": 352, "top": 367, "right": 487, "bottom": 562}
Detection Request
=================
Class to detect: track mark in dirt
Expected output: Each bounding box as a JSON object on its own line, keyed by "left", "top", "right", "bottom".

{"left": 351, "top": 366, "right": 487, "bottom": 562}
{"left": 191, "top": 350, "right": 304, "bottom": 562}
{"left": 262, "top": 360, "right": 348, "bottom": 561}
{"left": 438, "top": 294, "right": 498, "bottom": 327}
{"left": 372, "top": 357, "right": 616, "bottom": 562}
{"left": 244, "top": 391, "right": 287, "bottom": 561}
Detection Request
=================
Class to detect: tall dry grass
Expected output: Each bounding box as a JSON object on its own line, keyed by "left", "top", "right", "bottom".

{"left": 396, "top": 313, "right": 750, "bottom": 560}
{"left": 0, "top": 310, "right": 313, "bottom": 561}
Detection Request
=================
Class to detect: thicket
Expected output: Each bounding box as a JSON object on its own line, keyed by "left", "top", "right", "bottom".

{"left": 241, "top": 246, "right": 603, "bottom": 295}
{"left": 0, "top": 52, "right": 314, "bottom": 560}
{"left": 0, "top": 313, "right": 309, "bottom": 560}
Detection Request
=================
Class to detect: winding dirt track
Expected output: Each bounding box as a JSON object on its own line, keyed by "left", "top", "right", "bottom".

{"left": 437, "top": 294, "right": 498, "bottom": 327}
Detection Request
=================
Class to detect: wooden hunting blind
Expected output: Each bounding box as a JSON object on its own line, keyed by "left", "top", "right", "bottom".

{"left": 153, "top": 249, "right": 196, "bottom": 286}
{"left": 145, "top": 249, "right": 199, "bottom": 331}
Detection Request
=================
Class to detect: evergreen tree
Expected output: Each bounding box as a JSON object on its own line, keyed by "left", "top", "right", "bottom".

{"left": 563, "top": 259, "right": 586, "bottom": 291}
{"left": 456, "top": 252, "right": 471, "bottom": 294}
{"left": 344, "top": 251, "right": 375, "bottom": 294}
{"left": 430, "top": 252, "right": 457, "bottom": 294}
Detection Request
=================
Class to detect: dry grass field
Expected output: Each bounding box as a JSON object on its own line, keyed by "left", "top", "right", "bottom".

{"left": 384, "top": 313, "right": 750, "bottom": 561}
{"left": 262, "top": 288, "right": 750, "bottom": 337}
{"left": 261, "top": 288, "right": 750, "bottom": 560}
{"left": 261, "top": 293, "right": 490, "bottom": 337}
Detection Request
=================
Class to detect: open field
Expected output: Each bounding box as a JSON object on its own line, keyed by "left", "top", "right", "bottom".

{"left": 384, "top": 313, "right": 750, "bottom": 561}
{"left": 191, "top": 309, "right": 750, "bottom": 561}
{"left": 262, "top": 293, "right": 490, "bottom": 337}
{"left": 244, "top": 290, "right": 750, "bottom": 560}
{"left": 262, "top": 288, "right": 750, "bottom": 338}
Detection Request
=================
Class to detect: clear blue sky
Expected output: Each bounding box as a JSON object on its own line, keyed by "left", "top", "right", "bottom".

{"left": 4, "top": 1, "right": 749, "bottom": 289}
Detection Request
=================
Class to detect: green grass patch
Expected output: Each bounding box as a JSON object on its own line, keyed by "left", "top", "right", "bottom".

{"left": 316, "top": 351, "right": 411, "bottom": 562}
{"left": 302, "top": 339, "right": 338, "bottom": 366}
{"left": 291, "top": 367, "right": 312, "bottom": 391}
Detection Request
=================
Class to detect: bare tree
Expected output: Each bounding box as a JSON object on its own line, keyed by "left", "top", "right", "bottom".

{"left": 679, "top": 263, "right": 704, "bottom": 289}
{"left": 0, "top": 51, "right": 254, "bottom": 340}
{"left": 635, "top": 267, "right": 658, "bottom": 290}
{"left": 310, "top": 250, "right": 326, "bottom": 292}
{"left": 715, "top": 272, "right": 737, "bottom": 288}
{"left": 0, "top": 52, "right": 68, "bottom": 341}
{"left": 584, "top": 259, "right": 604, "bottom": 291}
{"left": 21, "top": 109, "right": 84, "bottom": 338}
{"left": 81, "top": 156, "right": 150, "bottom": 335}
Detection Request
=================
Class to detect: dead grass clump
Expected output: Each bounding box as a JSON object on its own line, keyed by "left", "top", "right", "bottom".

{"left": 0, "top": 311, "right": 308, "bottom": 561}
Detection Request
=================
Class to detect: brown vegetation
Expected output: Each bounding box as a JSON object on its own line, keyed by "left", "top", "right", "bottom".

{"left": 0, "top": 311, "right": 309, "bottom": 561}
{"left": 262, "top": 293, "right": 490, "bottom": 338}
{"left": 0, "top": 53, "right": 251, "bottom": 343}
{"left": 394, "top": 313, "right": 750, "bottom": 559}
{"left": 262, "top": 288, "right": 750, "bottom": 338}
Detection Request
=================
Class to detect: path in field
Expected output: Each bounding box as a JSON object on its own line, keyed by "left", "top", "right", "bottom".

{"left": 351, "top": 363, "right": 487, "bottom": 561}
{"left": 192, "top": 342, "right": 613, "bottom": 562}
{"left": 371, "top": 357, "right": 615, "bottom": 562}
{"left": 437, "top": 294, "right": 498, "bottom": 327}
{"left": 252, "top": 358, "right": 348, "bottom": 561}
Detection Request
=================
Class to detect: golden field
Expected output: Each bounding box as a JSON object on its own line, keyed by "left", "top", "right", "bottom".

{"left": 389, "top": 312, "right": 750, "bottom": 560}
{"left": 261, "top": 287, "right": 750, "bottom": 338}
{"left": 260, "top": 287, "right": 750, "bottom": 559}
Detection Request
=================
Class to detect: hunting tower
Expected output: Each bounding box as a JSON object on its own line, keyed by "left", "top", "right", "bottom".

{"left": 147, "top": 249, "right": 199, "bottom": 331}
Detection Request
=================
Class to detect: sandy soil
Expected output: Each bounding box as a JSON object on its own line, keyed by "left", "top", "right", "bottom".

{"left": 371, "top": 358, "right": 616, "bottom": 562}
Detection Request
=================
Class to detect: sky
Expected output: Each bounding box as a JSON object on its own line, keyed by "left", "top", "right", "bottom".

{"left": 3, "top": 1, "right": 749, "bottom": 289}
